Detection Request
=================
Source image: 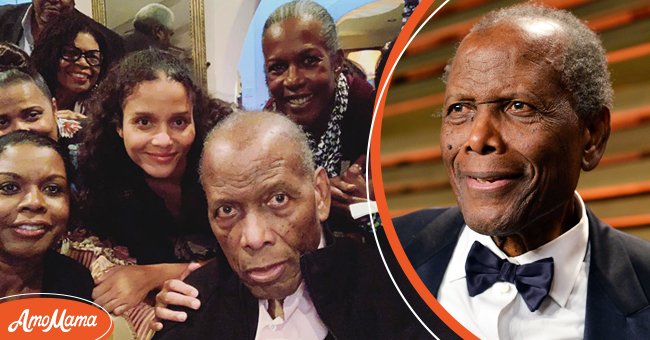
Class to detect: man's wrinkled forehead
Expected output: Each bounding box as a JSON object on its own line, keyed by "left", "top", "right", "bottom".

{"left": 450, "top": 19, "right": 568, "bottom": 78}
{"left": 464, "top": 18, "right": 567, "bottom": 56}
{"left": 202, "top": 134, "right": 302, "bottom": 184}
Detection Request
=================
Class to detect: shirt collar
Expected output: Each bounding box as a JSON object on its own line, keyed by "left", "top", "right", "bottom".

{"left": 20, "top": 5, "right": 34, "bottom": 51}
{"left": 258, "top": 282, "right": 310, "bottom": 324}
{"left": 257, "top": 228, "right": 326, "bottom": 324}
{"left": 446, "top": 192, "right": 589, "bottom": 307}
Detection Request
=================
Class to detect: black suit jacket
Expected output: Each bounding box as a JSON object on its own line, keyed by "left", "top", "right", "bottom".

{"left": 0, "top": 3, "right": 29, "bottom": 44}
{"left": 123, "top": 30, "right": 162, "bottom": 54}
{"left": 153, "top": 236, "right": 436, "bottom": 340}
{"left": 394, "top": 207, "right": 650, "bottom": 339}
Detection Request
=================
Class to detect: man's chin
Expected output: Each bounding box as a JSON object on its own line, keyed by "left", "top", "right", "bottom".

{"left": 462, "top": 207, "right": 523, "bottom": 237}
{"left": 246, "top": 278, "right": 301, "bottom": 300}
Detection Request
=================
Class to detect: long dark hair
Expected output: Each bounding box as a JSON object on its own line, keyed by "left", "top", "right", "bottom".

{"left": 77, "top": 49, "right": 231, "bottom": 233}
{"left": 31, "top": 10, "right": 123, "bottom": 100}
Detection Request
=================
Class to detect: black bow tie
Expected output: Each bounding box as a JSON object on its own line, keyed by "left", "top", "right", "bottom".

{"left": 465, "top": 241, "right": 554, "bottom": 312}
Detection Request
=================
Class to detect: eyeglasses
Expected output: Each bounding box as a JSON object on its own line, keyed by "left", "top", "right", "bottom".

{"left": 61, "top": 46, "right": 102, "bottom": 67}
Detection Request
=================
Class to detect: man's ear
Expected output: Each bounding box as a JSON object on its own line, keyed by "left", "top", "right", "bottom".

{"left": 313, "top": 167, "right": 331, "bottom": 223}
{"left": 153, "top": 25, "right": 165, "bottom": 40}
{"left": 582, "top": 107, "right": 611, "bottom": 171}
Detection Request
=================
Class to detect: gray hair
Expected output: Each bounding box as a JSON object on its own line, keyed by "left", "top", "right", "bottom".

{"left": 442, "top": 4, "right": 613, "bottom": 121}
{"left": 200, "top": 111, "right": 316, "bottom": 182}
{"left": 263, "top": 0, "right": 340, "bottom": 57}
{"left": 133, "top": 3, "right": 175, "bottom": 32}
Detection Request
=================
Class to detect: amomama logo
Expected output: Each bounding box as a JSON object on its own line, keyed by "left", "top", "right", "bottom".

{"left": 0, "top": 294, "right": 113, "bottom": 339}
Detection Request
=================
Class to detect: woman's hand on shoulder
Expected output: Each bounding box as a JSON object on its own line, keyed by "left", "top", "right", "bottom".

{"left": 150, "top": 262, "right": 203, "bottom": 332}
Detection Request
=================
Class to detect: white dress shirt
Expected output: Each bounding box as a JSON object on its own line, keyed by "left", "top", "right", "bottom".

{"left": 18, "top": 5, "right": 35, "bottom": 55}
{"left": 438, "top": 192, "right": 590, "bottom": 340}
{"left": 254, "top": 232, "right": 328, "bottom": 340}
{"left": 255, "top": 282, "right": 328, "bottom": 340}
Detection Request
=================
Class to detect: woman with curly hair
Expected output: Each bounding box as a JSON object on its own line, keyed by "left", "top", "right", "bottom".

{"left": 76, "top": 49, "right": 231, "bottom": 316}
{"left": 31, "top": 10, "right": 123, "bottom": 129}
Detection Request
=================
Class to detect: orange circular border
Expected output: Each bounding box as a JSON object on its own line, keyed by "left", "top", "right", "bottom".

{"left": 370, "top": 1, "right": 478, "bottom": 339}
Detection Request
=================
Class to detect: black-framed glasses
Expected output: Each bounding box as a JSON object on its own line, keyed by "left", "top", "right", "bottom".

{"left": 61, "top": 46, "right": 102, "bottom": 67}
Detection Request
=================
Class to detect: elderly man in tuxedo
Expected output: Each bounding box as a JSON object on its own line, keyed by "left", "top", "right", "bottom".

{"left": 395, "top": 4, "right": 650, "bottom": 340}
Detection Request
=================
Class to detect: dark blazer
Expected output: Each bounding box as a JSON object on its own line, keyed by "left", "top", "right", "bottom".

{"left": 42, "top": 249, "right": 94, "bottom": 301}
{"left": 122, "top": 30, "right": 162, "bottom": 54}
{"left": 394, "top": 207, "right": 650, "bottom": 339}
{"left": 0, "top": 3, "right": 29, "bottom": 44}
{"left": 153, "top": 236, "right": 433, "bottom": 340}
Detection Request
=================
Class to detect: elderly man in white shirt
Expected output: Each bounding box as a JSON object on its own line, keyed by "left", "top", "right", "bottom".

{"left": 150, "top": 111, "right": 430, "bottom": 340}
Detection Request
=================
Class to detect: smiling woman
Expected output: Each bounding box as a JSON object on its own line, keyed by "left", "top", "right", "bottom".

{"left": 0, "top": 130, "right": 93, "bottom": 300}
{"left": 262, "top": 0, "right": 376, "bottom": 235}
{"left": 32, "top": 10, "right": 122, "bottom": 112}
{"left": 116, "top": 76, "right": 195, "bottom": 182}
{"left": 31, "top": 10, "right": 123, "bottom": 143}
{"left": 75, "top": 49, "right": 232, "bottom": 317}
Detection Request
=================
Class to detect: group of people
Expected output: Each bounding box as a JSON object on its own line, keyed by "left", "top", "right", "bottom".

{"left": 0, "top": 0, "right": 403, "bottom": 339}
{"left": 153, "top": 2, "right": 650, "bottom": 340}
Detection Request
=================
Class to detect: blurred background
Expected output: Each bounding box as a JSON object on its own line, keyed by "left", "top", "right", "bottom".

{"left": 379, "top": 0, "right": 650, "bottom": 240}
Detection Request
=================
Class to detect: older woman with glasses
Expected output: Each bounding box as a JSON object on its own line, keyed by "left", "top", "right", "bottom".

{"left": 31, "top": 10, "right": 123, "bottom": 140}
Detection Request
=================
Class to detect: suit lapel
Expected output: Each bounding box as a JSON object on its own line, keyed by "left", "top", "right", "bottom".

{"left": 584, "top": 209, "right": 650, "bottom": 339}
{"left": 1, "top": 5, "right": 27, "bottom": 43}
{"left": 402, "top": 207, "right": 465, "bottom": 297}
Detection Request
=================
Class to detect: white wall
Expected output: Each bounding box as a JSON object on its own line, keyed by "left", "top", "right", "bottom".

{"left": 78, "top": 0, "right": 258, "bottom": 104}
{"left": 205, "top": 1, "right": 259, "bottom": 102}
{"left": 76, "top": 0, "right": 92, "bottom": 17}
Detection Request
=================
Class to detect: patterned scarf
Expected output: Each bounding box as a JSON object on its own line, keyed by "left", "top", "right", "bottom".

{"left": 308, "top": 73, "right": 349, "bottom": 176}
{"left": 269, "top": 73, "right": 349, "bottom": 176}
